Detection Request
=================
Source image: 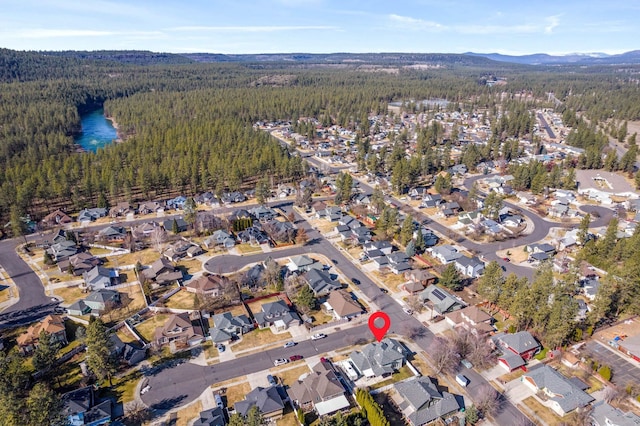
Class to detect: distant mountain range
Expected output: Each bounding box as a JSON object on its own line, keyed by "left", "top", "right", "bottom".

{"left": 465, "top": 50, "right": 640, "bottom": 65}
{"left": 21, "top": 49, "right": 640, "bottom": 67}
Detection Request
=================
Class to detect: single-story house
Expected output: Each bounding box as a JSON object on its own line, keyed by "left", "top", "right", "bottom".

{"left": 325, "top": 290, "right": 363, "bottom": 320}
{"left": 590, "top": 401, "right": 640, "bottom": 426}
{"left": 163, "top": 218, "right": 188, "bottom": 233}
{"left": 419, "top": 285, "right": 466, "bottom": 314}
{"left": 287, "top": 255, "right": 320, "bottom": 273}
{"left": 303, "top": 269, "right": 341, "bottom": 297}
{"left": 445, "top": 305, "right": 493, "bottom": 335}
{"left": 62, "top": 386, "right": 112, "bottom": 426}
{"left": 42, "top": 209, "right": 73, "bottom": 227}
{"left": 428, "top": 245, "right": 461, "bottom": 264}
{"left": 83, "top": 266, "right": 119, "bottom": 290}
{"left": 185, "top": 274, "right": 228, "bottom": 297}
{"left": 522, "top": 365, "right": 594, "bottom": 416}
{"left": 235, "top": 386, "right": 285, "bottom": 421}
{"left": 254, "top": 300, "right": 301, "bottom": 330}
{"left": 454, "top": 255, "right": 485, "bottom": 278}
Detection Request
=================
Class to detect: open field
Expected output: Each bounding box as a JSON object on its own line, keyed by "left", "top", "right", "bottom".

{"left": 231, "top": 328, "right": 291, "bottom": 352}
{"left": 135, "top": 313, "right": 170, "bottom": 343}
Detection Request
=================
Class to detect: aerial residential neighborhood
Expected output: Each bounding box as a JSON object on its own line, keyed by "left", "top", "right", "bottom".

{"left": 2, "top": 21, "right": 640, "bottom": 425}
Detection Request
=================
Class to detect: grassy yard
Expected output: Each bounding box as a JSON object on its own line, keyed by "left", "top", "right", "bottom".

{"left": 215, "top": 304, "right": 247, "bottom": 318}
{"left": 107, "top": 248, "right": 161, "bottom": 268}
{"left": 223, "top": 382, "right": 251, "bottom": 408}
{"left": 497, "top": 368, "right": 526, "bottom": 383}
{"left": 310, "top": 308, "right": 334, "bottom": 326}
{"left": 175, "top": 400, "right": 203, "bottom": 426}
{"left": 135, "top": 313, "right": 170, "bottom": 343}
{"left": 246, "top": 296, "right": 282, "bottom": 316}
{"left": 277, "top": 407, "right": 300, "bottom": 426}
{"left": 111, "top": 369, "right": 142, "bottom": 403}
{"left": 57, "top": 353, "right": 85, "bottom": 391}
{"left": 521, "top": 396, "right": 562, "bottom": 425}
{"left": 102, "top": 285, "right": 146, "bottom": 326}
{"left": 176, "top": 258, "right": 202, "bottom": 275}
{"left": 203, "top": 341, "right": 218, "bottom": 359}
{"left": 0, "top": 284, "right": 16, "bottom": 303}
{"left": 370, "top": 365, "right": 415, "bottom": 390}
{"left": 55, "top": 285, "right": 87, "bottom": 305}
{"left": 231, "top": 328, "right": 291, "bottom": 352}
{"left": 165, "top": 289, "right": 197, "bottom": 310}
{"left": 236, "top": 244, "right": 263, "bottom": 254}
{"left": 274, "top": 365, "right": 311, "bottom": 386}
{"left": 371, "top": 270, "right": 407, "bottom": 293}
{"left": 410, "top": 354, "right": 434, "bottom": 377}
{"left": 116, "top": 327, "right": 140, "bottom": 344}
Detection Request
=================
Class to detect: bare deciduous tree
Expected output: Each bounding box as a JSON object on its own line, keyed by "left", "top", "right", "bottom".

{"left": 475, "top": 384, "right": 502, "bottom": 419}
{"left": 431, "top": 336, "right": 459, "bottom": 374}
{"left": 406, "top": 295, "right": 424, "bottom": 314}
{"left": 151, "top": 227, "right": 167, "bottom": 253}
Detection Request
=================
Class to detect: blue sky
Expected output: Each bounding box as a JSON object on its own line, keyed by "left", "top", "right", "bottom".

{"left": 0, "top": 0, "right": 638, "bottom": 55}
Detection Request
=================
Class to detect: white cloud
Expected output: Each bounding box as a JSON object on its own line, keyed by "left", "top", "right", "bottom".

{"left": 388, "top": 14, "right": 445, "bottom": 31}
{"left": 0, "top": 29, "right": 164, "bottom": 39}
{"left": 544, "top": 15, "right": 560, "bottom": 34}
{"left": 169, "top": 25, "right": 337, "bottom": 33}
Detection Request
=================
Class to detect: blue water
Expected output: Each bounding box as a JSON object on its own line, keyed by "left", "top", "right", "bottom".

{"left": 75, "top": 109, "right": 117, "bottom": 152}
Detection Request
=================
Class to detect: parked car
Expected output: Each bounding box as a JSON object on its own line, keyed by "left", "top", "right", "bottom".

{"left": 283, "top": 341, "right": 296, "bottom": 348}
{"left": 456, "top": 374, "right": 470, "bottom": 387}
{"left": 402, "top": 307, "right": 413, "bottom": 315}
{"left": 311, "top": 333, "right": 327, "bottom": 340}
{"left": 289, "top": 355, "right": 303, "bottom": 361}
{"left": 217, "top": 344, "right": 225, "bottom": 353}
{"left": 267, "top": 374, "right": 277, "bottom": 386}
{"left": 351, "top": 278, "right": 361, "bottom": 285}
{"left": 379, "top": 288, "right": 388, "bottom": 294}
{"left": 274, "top": 358, "right": 289, "bottom": 366}
{"left": 461, "top": 359, "right": 473, "bottom": 369}
{"left": 502, "top": 257, "right": 511, "bottom": 262}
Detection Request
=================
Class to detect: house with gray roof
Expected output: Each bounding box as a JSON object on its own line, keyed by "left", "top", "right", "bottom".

{"left": 492, "top": 331, "right": 541, "bottom": 371}
{"left": 62, "top": 386, "right": 112, "bottom": 426}
{"left": 96, "top": 225, "right": 126, "bottom": 242}
{"left": 83, "top": 266, "right": 118, "bottom": 290}
{"left": 287, "top": 255, "right": 320, "bottom": 273}
{"left": 303, "top": 269, "right": 341, "bottom": 297}
{"left": 590, "top": 401, "right": 640, "bottom": 426}
{"left": 349, "top": 338, "right": 408, "bottom": 378}
{"left": 203, "top": 230, "right": 235, "bottom": 249}
{"left": 288, "top": 360, "right": 350, "bottom": 416}
{"left": 253, "top": 300, "right": 301, "bottom": 330}
{"left": 393, "top": 377, "right": 461, "bottom": 426}
{"left": 235, "top": 386, "right": 285, "bottom": 421}
{"left": 193, "top": 406, "right": 226, "bottom": 426}
{"left": 84, "top": 289, "right": 120, "bottom": 312}
{"left": 78, "top": 207, "right": 107, "bottom": 222}
{"left": 48, "top": 239, "right": 78, "bottom": 262}
{"left": 428, "top": 245, "right": 461, "bottom": 264}
{"left": 386, "top": 251, "right": 411, "bottom": 274}
{"left": 522, "top": 365, "right": 594, "bottom": 416}
{"left": 209, "top": 312, "right": 254, "bottom": 343}
{"left": 454, "top": 255, "right": 484, "bottom": 278}
{"left": 419, "top": 285, "right": 465, "bottom": 314}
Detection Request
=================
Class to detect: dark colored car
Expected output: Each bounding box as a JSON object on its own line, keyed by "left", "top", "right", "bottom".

{"left": 289, "top": 355, "right": 303, "bottom": 361}
{"left": 380, "top": 288, "right": 388, "bottom": 293}
{"left": 351, "top": 278, "right": 361, "bottom": 285}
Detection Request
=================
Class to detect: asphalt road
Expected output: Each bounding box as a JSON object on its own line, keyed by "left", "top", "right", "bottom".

{"left": 537, "top": 113, "right": 556, "bottom": 139}
{"left": 0, "top": 239, "right": 58, "bottom": 328}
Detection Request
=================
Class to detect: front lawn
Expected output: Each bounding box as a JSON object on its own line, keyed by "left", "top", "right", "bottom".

{"left": 236, "top": 244, "right": 263, "bottom": 254}
{"left": 175, "top": 400, "right": 203, "bottom": 426}
{"left": 111, "top": 369, "right": 142, "bottom": 403}
{"left": 134, "top": 313, "right": 170, "bottom": 343}
{"left": 231, "top": 328, "right": 291, "bottom": 352}
{"left": 274, "top": 365, "right": 311, "bottom": 386}
{"left": 106, "top": 248, "right": 161, "bottom": 268}
{"left": 521, "top": 396, "right": 561, "bottom": 425}
{"left": 224, "top": 382, "right": 251, "bottom": 408}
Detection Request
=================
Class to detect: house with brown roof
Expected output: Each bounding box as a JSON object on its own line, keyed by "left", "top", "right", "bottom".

{"left": 42, "top": 209, "right": 73, "bottom": 227}
{"left": 109, "top": 202, "right": 133, "bottom": 218}
{"left": 405, "top": 269, "right": 437, "bottom": 287}
{"left": 325, "top": 290, "right": 363, "bottom": 320}
{"left": 154, "top": 312, "right": 204, "bottom": 349}
{"left": 288, "top": 360, "right": 350, "bottom": 416}
{"left": 143, "top": 258, "right": 183, "bottom": 285}
{"left": 185, "top": 274, "right": 229, "bottom": 297}
{"left": 16, "top": 314, "right": 68, "bottom": 354}
{"left": 57, "top": 252, "right": 102, "bottom": 276}
{"left": 445, "top": 305, "right": 494, "bottom": 335}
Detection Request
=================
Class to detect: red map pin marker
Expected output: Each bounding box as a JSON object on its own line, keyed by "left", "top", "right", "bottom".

{"left": 368, "top": 311, "right": 391, "bottom": 342}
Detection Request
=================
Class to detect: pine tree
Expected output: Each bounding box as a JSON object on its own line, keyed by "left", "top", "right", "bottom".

{"left": 32, "top": 331, "right": 59, "bottom": 380}
{"left": 183, "top": 197, "right": 197, "bottom": 231}
{"left": 400, "top": 215, "right": 414, "bottom": 246}
{"left": 414, "top": 228, "right": 425, "bottom": 253}
{"left": 476, "top": 261, "right": 504, "bottom": 304}
{"left": 25, "top": 383, "right": 65, "bottom": 426}
{"left": 439, "top": 263, "right": 462, "bottom": 291}
{"left": 85, "top": 317, "right": 116, "bottom": 386}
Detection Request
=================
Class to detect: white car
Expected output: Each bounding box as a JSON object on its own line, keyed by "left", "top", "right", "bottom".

{"left": 283, "top": 341, "right": 296, "bottom": 348}
{"left": 274, "top": 358, "right": 289, "bottom": 366}
{"left": 402, "top": 307, "right": 413, "bottom": 315}
{"left": 311, "top": 333, "right": 327, "bottom": 340}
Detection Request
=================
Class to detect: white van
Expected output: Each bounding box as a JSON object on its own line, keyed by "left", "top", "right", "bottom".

{"left": 456, "top": 374, "right": 470, "bottom": 387}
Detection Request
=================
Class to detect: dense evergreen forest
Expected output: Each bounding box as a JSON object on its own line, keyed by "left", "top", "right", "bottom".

{"left": 1, "top": 49, "right": 639, "bottom": 226}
